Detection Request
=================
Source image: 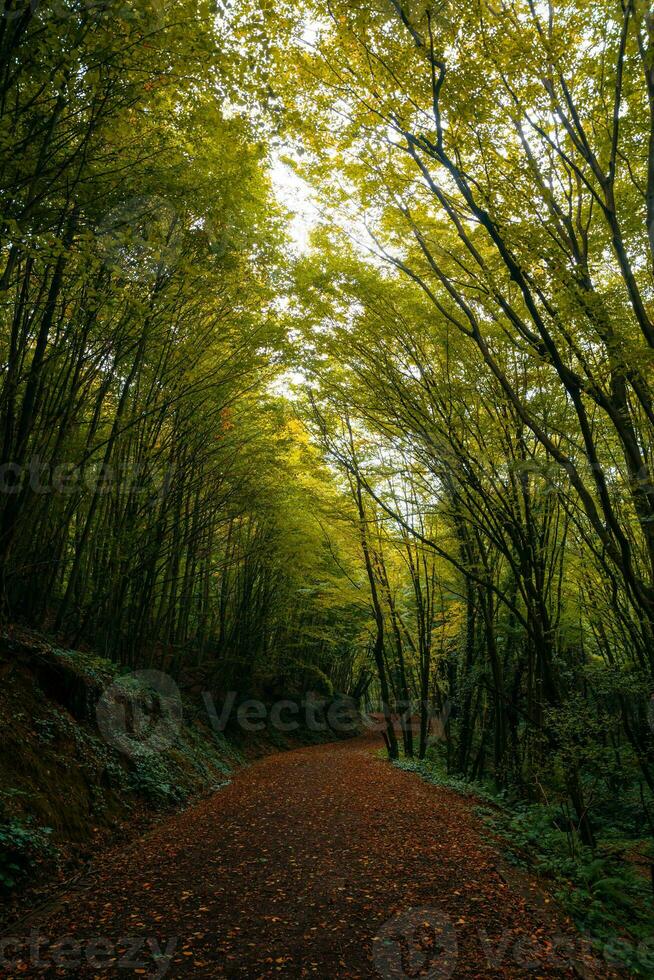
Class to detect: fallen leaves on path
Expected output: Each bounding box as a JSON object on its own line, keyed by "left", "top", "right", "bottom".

{"left": 2, "top": 737, "right": 616, "bottom": 978}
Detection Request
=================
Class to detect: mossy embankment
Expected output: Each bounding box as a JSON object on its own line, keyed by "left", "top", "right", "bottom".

{"left": 0, "top": 629, "right": 359, "bottom": 925}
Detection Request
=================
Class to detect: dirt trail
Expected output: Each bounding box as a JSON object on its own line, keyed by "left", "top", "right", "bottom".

{"left": 3, "top": 736, "right": 610, "bottom": 978}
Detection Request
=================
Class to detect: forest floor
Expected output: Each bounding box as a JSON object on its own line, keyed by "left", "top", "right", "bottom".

{"left": 1, "top": 735, "right": 621, "bottom": 979}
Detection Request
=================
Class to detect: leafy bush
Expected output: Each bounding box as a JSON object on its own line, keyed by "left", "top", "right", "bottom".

{"left": 127, "top": 753, "right": 189, "bottom": 806}
{"left": 0, "top": 818, "right": 54, "bottom": 892}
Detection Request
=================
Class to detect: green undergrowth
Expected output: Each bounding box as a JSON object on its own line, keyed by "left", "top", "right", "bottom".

{"left": 0, "top": 818, "right": 54, "bottom": 892}
{"left": 392, "top": 753, "right": 654, "bottom": 976}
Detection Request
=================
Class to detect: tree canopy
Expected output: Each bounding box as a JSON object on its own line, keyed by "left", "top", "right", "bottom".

{"left": 2, "top": 1, "right": 654, "bottom": 952}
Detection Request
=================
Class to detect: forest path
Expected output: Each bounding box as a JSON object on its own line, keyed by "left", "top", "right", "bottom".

{"left": 16, "top": 736, "right": 606, "bottom": 978}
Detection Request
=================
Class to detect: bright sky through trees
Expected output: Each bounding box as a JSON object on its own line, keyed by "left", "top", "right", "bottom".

{"left": 269, "top": 155, "right": 317, "bottom": 254}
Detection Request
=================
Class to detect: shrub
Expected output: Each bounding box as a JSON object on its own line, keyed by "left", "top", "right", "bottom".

{"left": 0, "top": 818, "right": 54, "bottom": 892}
